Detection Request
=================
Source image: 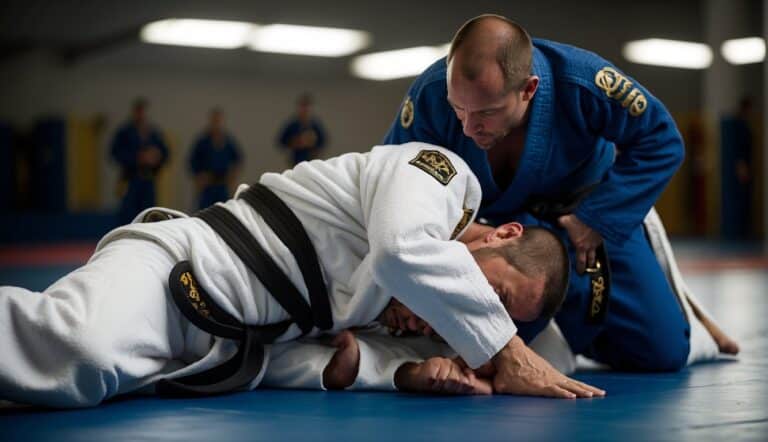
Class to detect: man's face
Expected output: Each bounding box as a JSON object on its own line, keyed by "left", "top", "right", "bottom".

{"left": 132, "top": 106, "right": 147, "bottom": 125}
{"left": 379, "top": 299, "right": 435, "bottom": 336}
{"left": 472, "top": 248, "right": 545, "bottom": 322}
{"left": 210, "top": 111, "right": 224, "bottom": 132}
{"left": 447, "top": 60, "right": 533, "bottom": 150}
{"left": 378, "top": 247, "right": 545, "bottom": 337}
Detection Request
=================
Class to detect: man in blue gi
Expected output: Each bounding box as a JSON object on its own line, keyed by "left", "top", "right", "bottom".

{"left": 189, "top": 108, "right": 243, "bottom": 209}
{"left": 277, "top": 93, "right": 327, "bottom": 165}
{"left": 111, "top": 98, "right": 169, "bottom": 225}
{"left": 383, "top": 14, "right": 738, "bottom": 374}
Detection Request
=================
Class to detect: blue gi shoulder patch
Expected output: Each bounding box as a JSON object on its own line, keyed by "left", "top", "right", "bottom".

{"left": 409, "top": 149, "right": 456, "bottom": 185}
{"left": 594, "top": 66, "right": 648, "bottom": 116}
{"left": 400, "top": 96, "right": 415, "bottom": 129}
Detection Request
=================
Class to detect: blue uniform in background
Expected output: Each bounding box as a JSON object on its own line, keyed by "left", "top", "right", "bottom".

{"left": 720, "top": 115, "right": 753, "bottom": 239}
{"left": 111, "top": 122, "right": 169, "bottom": 226}
{"left": 384, "top": 39, "right": 689, "bottom": 371}
{"left": 277, "top": 118, "right": 327, "bottom": 165}
{"left": 189, "top": 132, "right": 242, "bottom": 209}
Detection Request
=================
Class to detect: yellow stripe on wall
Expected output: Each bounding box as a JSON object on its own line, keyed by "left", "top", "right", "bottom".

{"left": 66, "top": 116, "right": 101, "bottom": 211}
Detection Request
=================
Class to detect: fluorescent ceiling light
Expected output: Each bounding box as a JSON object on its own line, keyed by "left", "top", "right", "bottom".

{"left": 721, "top": 37, "right": 765, "bottom": 65}
{"left": 248, "top": 24, "right": 370, "bottom": 57}
{"left": 622, "top": 39, "right": 713, "bottom": 69}
{"left": 351, "top": 44, "right": 449, "bottom": 81}
{"left": 141, "top": 19, "right": 254, "bottom": 49}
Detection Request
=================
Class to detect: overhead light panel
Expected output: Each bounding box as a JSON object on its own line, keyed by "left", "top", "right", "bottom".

{"left": 248, "top": 24, "right": 370, "bottom": 57}
{"left": 721, "top": 37, "right": 765, "bottom": 65}
{"left": 141, "top": 19, "right": 254, "bottom": 49}
{"left": 351, "top": 44, "right": 449, "bottom": 81}
{"left": 622, "top": 39, "right": 713, "bottom": 69}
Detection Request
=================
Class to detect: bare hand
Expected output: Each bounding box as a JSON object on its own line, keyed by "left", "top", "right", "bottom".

{"left": 736, "top": 161, "right": 751, "bottom": 184}
{"left": 138, "top": 146, "right": 162, "bottom": 167}
{"left": 395, "top": 357, "right": 493, "bottom": 395}
{"left": 323, "top": 330, "right": 360, "bottom": 390}
{"left": 492, "top": 336, "right": 605, "bottom": 399}
{"left": 558, "top": 213, "right": 603, "bottom": 274}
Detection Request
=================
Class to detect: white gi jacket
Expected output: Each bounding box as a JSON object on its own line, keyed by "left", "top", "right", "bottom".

{"left": 0, "top": 143, "right": 514, "bottom": 406}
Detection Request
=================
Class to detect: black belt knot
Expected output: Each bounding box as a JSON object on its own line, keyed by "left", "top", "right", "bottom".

{"left": 156, "top": 182, "right": 332, "bottom": 397}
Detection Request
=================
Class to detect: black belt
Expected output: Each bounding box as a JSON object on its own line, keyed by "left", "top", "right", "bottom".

{"left": 525, "top": 183, "right": 599, "bottom": 225}
{"left": 584, "top": 245, "right": 611, "bottom": 324}
{"left": 524, "top": 183, "right": 612, "bottom": 324}
{"left": 156, "top": 183, "right": 332, "bottom": 397}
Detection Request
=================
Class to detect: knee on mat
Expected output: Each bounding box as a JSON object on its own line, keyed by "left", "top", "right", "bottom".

{"left": 626, "top": 329, "right": 690, "bottom": 372}
{"left": 51, "top": 331, "right": 119, "bottom": 407}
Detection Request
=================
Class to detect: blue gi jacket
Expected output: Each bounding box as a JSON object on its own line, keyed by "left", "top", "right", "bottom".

{"left": 111, "top": 122, "right": 169, "bottom": 179}
{"left": 277, "top": 118, "right": 327, "bottom": 165}
{"left": 189, "top": 132, "right": 242, "bottom": 180}
{"left": 383, "top": 39, "right": 684, "bottom": 244}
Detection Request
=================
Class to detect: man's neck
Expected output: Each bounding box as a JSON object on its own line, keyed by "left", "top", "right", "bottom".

{"left": 487, "top": 127, "right": 526, "bottom": 190}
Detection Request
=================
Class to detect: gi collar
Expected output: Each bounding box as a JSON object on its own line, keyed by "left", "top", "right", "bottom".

{"left": 484, "top": 46, "right": 555, "bottom": 215}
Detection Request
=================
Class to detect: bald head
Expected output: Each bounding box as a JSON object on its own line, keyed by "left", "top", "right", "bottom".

{"left": 448, "top": 15, "right": 533, "bottom": 93}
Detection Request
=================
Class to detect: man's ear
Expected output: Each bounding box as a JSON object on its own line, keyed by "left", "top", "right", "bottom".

{"left": 485, "top": 222, "right": 524, "bottom": 242}
{"left": 521, "top": 76, "right": 539, "bottom": 101}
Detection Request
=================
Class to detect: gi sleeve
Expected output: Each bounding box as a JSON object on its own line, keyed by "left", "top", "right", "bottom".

{"left": 151, "top": 129, "right": 170, "bottom": 170}
{"left": 277, "top": 121, "right": 295, "bottom": 148}
{"left": 362, "top": 144, "right": 516, "bottom": 368}
{"left": 570, "top": 68, "right": 684, "bottom": 244}
{"left": 382, "top": 71, "right": 454, "bottom": 147}
{"left": 110, "top": 127, "right": 137, "bottom": 169}
{"left": 229, "top": 136, "right": 243, "bottom": 166}
{"left": 189, "top": 136, "right": 206, "bottom": 174}
{"left": 313, "top": 121, "right": 327, "bottom": 149}
{"left": 261, "top": 339, "right": 337, "bottom": 390}
{"left": 351, "top": 330, "right": 455, "bottom": 391}
{"left": 261, "top": 329, "right": 453, "bottom": 391}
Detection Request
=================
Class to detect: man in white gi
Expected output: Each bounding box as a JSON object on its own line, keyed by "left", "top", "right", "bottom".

{"left": 267, "top": 209, "right": 741, "bottom": 395}
{"left": 0, "top": 142, "right": 602, "bottom": 408}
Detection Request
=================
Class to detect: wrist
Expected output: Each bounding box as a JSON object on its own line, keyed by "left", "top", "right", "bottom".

{"left": 492, "top": 335, "right": 525, "bottom": 367}
{"left": 322, "top": 345, "right": 360, "bottom": 390}
{"left": 394, "top": 362, "right": 420, "bottom": 391}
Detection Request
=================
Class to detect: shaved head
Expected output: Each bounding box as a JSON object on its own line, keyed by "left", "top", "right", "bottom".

{"left": 448, "top": 15, "right": 533, "bottom": 93}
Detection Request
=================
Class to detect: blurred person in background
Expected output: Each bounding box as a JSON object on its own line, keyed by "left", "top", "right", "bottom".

{"left": 189, "top": 107, "right": 243, "bottom": 210}
{"left": 111, "top": 98, "right": 169, "bottom": 225}
{"left": 277, "top": 93, "right": 327, "bottom": 165}
{"left": 720, "top": 96, "right": 755, "bottom": 240}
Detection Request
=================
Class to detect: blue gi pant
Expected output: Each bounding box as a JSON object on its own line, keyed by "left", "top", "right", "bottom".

{"left": 118, "top": 177, "right": 157, "bottom": 226}
{"left": 198, "top": 184, "right": 230, "bottom": 210}
{"left": 516, "top": 222, "right": 691, "bottom": 372}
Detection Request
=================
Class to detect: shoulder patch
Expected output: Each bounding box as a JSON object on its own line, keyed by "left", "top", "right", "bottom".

{"left": 400, "top": 96, "right": 415, "bottom": 129}
{"left": 409, "top": 149, "right": 457, "bottom": 186}
{"left": 594, "top": 66, "right": 647, "bottom": 116}
{"left": 451, "top": 208, "right": 474, "bottom": 240}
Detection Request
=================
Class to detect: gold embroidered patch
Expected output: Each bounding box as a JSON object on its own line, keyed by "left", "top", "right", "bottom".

{"left": 409, "top": 149, "right": 457, "bottom": 186}
{"left": 594, "top": 66, "right": 647, "bottom": 116}
{"left": 589, "top": 275, "right": 606, "bottom": 319}
{"left": 451, "top": 208, "right": 475, "bottom": 239}
{"left": 400, "top": 96, "right": 415, "bottom": 129}
{"left": 180, "top": 271, "right": 210, "bottom": 318}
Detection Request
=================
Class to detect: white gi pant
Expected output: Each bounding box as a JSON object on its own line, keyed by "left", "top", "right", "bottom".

{"left": 0, "top": 238, "right": 218, "bottom": 407}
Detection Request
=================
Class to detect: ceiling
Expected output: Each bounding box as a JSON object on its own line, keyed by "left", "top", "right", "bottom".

{"left": 0, "top": 0, "right": 758, "bottom": 80}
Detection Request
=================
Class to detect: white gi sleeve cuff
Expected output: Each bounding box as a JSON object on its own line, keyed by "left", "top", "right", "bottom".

{"left": 348, "top": 337, "right": 423, "bottom": 391}
{"left": 260, "top": 342, "right": 337, "bottom": 391}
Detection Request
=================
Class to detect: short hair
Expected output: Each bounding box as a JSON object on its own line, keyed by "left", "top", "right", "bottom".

{"left": 132, "top": 97, "right": 148, "bottom": 111}
{"left": 487, "top": 226, "right": 570, "bottom": 321}
{"left": 297, "top": 93, "right": 313, "bottom": 106}
{"left": 447, "top": 14, "right": 533, "bottom": 92}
